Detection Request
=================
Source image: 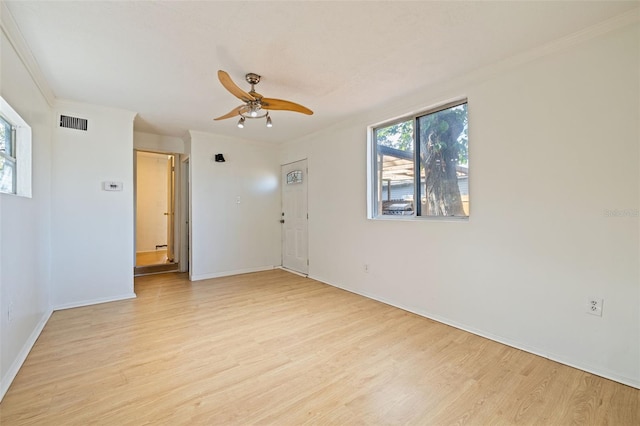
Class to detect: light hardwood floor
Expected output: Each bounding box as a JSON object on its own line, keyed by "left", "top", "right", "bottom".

{"left": 1, "top": 270, "right": 637, "bottom": 425}
{"left": 136, "top": 249, "right": 170, "bottom": 266}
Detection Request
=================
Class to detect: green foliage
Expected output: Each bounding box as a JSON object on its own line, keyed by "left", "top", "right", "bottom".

{"left": 375, "top": 119, "right": 413, "bottom": 151}
{"left": 374, "top": 103, "right": 468, "bottom": 216}
{"left": 375, "top": 105, "right": 467, "bottom": 162}
{"left": 419, "top": 104, "right": 468, "bottom": 165}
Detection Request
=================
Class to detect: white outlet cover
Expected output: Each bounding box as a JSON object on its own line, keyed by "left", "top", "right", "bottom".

{"left": 586, "top": 297, "right": 603, "bottom": 316}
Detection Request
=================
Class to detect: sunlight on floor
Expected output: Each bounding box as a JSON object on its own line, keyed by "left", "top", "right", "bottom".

{"left": 136, "top": 249, "right": 169, "bottom": 266}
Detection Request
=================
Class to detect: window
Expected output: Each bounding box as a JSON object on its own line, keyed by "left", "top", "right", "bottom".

{"left": 370, "top": 100, "right": 468, "bottom": 218}
{"left": 286, "top": 170, "right": 303, "bottom": 184}
{"left": 0, "top": 114, "right": 17, "bottom": 193}
{"left": 0, "top": 96, "right": 32, "bottom": 197}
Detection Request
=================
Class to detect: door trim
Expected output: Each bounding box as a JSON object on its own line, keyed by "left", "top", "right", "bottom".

{"left": 133, "top": 149, "right": 181, "bottom": 275}
{"left": 281, "top": 159, "right": 309, "bottom": 275}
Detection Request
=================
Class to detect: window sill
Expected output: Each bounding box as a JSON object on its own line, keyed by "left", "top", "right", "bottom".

{"left": 369, "top": 215, "right": 469, "bottom": 222}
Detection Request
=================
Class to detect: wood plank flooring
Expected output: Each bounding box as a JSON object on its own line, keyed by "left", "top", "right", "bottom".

{"left": 1, "top": 270, "right": 637, "bottom": 425}
{"left": 136, "top": 249, "right": 170, "bottom": 266}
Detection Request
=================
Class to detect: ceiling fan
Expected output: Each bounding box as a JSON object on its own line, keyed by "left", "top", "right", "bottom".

{"left": 214, "top": 70, "right": 313, "bottom": 128}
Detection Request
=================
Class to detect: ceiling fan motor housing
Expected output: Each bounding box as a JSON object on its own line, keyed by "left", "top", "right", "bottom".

{"left": 245, "top": 73, "right": 261, "bottom": 85}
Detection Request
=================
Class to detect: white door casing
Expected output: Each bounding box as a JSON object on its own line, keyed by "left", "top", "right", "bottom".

{"left": 281, "top": 159, "right": 308, "bottom": 274}
{"left": 166, "top": 155, "right": 175, "bottom": 263}
{"left": 180, "top": 157, "right": 190, "bottom": 273}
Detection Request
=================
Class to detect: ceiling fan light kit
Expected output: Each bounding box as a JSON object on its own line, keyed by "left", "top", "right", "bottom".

{"left": 214, "top": 70, "right": 313, "bottom": 129}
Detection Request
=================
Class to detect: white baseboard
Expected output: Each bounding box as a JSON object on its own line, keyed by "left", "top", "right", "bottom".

{"left": 53, "top": 292, "right": 137, "bottom": 311}
{"left": 277, "top": 266, "right": 308, "bottom": 278}
{"left": 0, "top": 308, "right": 53, "bottom": 402}
{"left": 309, "top": 274, "right": 640, "bottom": 390}
{"left": 190, "top": 265, "right": 276, "bottom": 281}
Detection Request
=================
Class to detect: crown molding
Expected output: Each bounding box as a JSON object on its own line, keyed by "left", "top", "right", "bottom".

{"left": 347, "top": 6, "right": 640, "bottom": 134}
{"left": 501, "top": 7, "right": 637, "bottom": 70}
{"left": 462, "top": 7, "right": 640, "bottom": 88}
{"left": 1, "top": 2, "right": 56, "bottom": 106}
{"left": 54, "top": 98, "right": 137, "bottom": 122}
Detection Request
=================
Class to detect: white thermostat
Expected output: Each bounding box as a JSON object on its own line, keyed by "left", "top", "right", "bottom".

{"left": 102, "top": 181, "right": 123, "bottom": 191}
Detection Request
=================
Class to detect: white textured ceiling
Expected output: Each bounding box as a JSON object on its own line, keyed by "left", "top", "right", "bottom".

{"left": 4, "top": 1, "right": 637, "bottom": 143}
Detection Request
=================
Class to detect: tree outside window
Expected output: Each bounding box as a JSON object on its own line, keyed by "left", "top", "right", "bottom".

{"left": 372, "top": 100, "right": 468, "bottom": 218}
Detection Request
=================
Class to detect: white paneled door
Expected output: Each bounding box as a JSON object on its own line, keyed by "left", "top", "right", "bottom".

{"left": 281, "top": 159, "right": 308, "bottom": 274}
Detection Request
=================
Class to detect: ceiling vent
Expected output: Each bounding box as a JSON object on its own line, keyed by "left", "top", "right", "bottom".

{"left": 60, "top": 115, "right": 88, "bottom": 131}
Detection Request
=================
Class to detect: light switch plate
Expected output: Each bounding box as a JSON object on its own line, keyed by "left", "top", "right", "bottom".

{"left": 102, "top": 181, "right": 123, "bottom": 191}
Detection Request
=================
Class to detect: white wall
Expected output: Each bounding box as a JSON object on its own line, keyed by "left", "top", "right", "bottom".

{"left": 282, "top": 23, "right": 640, "bottom": 387}
{"left": 189, "top": 131, "right": 281, "bottom": 280}
{"left": 134, "top": 131, "right": 185, "bottom": 154}
{"left": 51, "top": 100, "right": 136, "bottom": 309}
{"left": 136, "top": 151, "right": 169, "bottom": 252}
{"left": 0, "top": 25, "right": 53, "bottom": 398}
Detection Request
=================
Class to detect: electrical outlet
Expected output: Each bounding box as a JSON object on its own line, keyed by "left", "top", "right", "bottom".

{"left": 586, "top": 297, "right": 603, "bottom": 316}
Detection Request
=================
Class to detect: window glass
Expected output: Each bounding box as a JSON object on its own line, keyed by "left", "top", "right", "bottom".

{"left": 0, "top": 116, "right": 13, "bottom": 157}
{"left": 418, "top": 103, "right": 468, "bottom": 217}
{"left": 0, "top": 156, "right": 16, "bottom": 193}
{"left": 0, "top": 96, "right": 32, "bottom": 197}
{"left": 371, "top": 100, "right": 468, "bottom": 219}
{"left": 0, "top": 115, "right": 16, "bottom": 194}
{"left": 375, "top": 120, "right": 415, "bottom": 215}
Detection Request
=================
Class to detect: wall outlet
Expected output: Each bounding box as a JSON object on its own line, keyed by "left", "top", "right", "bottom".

{"left": 586, "top": 297, "right": 603, "bottom": 316}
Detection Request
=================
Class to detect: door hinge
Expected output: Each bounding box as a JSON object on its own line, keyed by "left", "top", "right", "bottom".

{"left": 307, "top": 259, "right": 309, "bottom": 266}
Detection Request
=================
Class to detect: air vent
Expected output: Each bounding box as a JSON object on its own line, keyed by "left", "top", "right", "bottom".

{"left": 60, "top": 115, "right": 88, "bottom": 131}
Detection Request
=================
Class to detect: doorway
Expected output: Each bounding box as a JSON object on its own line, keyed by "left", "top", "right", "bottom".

{"left": 135, "top": 151, "right": 179, "bottom": 275}
{"left": 281, "top": 159, "right": 308, "bottom": 275}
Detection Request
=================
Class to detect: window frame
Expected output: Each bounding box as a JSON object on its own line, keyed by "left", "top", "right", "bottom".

{"left": 368, "top": 98, "right": 469, "bottom": 220}
{"left": 0, "top": 96, "right": 32, "bottom": 198}
{"left": 373, "top": 117, "right": 416, "bottom": 217}
{"left": 0, "top": 113, "right": 18, "bottom": 194}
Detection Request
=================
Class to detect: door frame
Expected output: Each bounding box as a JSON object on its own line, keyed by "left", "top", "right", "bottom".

{"left": 179, "top": 155, "right": 190, "bottom": 274}
{"left": 133, "top": 149, "right": 183, "bottom": 271}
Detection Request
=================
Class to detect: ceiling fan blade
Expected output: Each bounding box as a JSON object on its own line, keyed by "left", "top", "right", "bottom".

{"left": 261, "top": 98, "right": 313, "bottom": 115}
{"left": 213, "top": 105, "right": 243, "bottom": 120}
{"left": 218, "top": 70, "right": 255, "bottom": 102}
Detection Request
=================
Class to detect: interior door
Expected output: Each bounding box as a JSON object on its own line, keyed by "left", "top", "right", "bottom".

{"left": 281, "top": 159, "right": 308, "bottom": 274}
{"left": 166, "top": 155, "right": 175, "bottom": 263}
